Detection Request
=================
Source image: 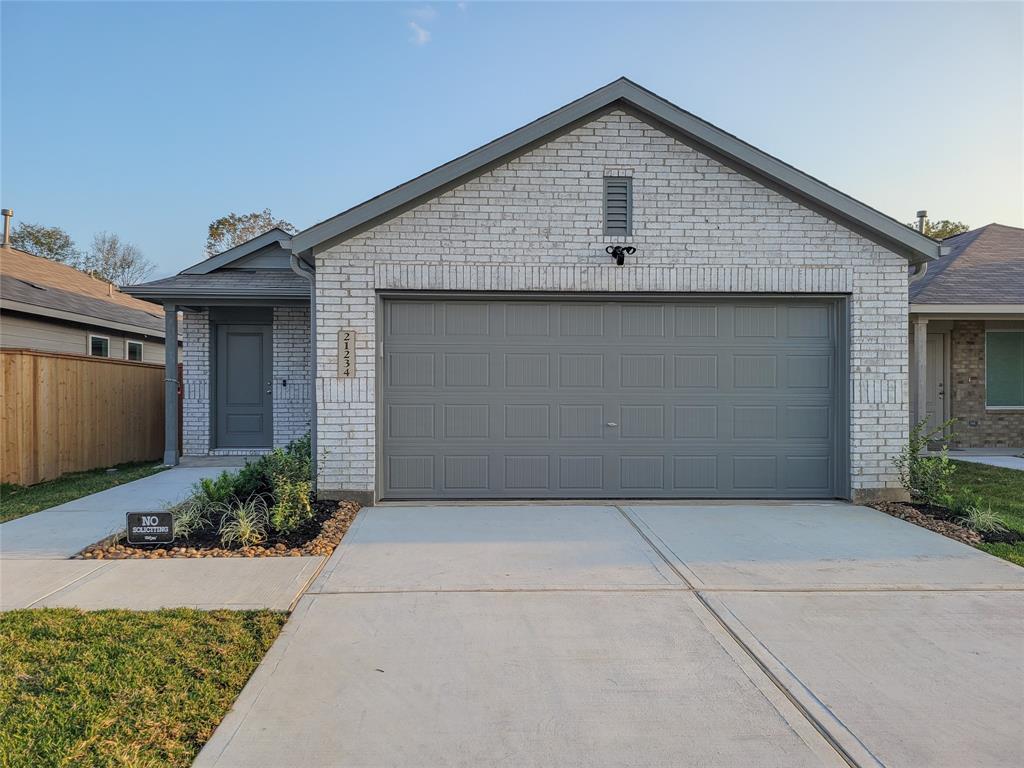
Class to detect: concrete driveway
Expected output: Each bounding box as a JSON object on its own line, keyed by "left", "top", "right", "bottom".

{"left": 196, "top": 502, "right": 1024, "bottom": 768}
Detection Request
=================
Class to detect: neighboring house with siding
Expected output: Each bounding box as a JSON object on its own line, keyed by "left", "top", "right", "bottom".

{"left": 126, "top": 78, "right": 945, "bottom": 504}
{"left": 1, "top": 243, "right": 171, "bottom": 362}
{"left": 909, "top": 223, "right": 1024, "bottom": 448}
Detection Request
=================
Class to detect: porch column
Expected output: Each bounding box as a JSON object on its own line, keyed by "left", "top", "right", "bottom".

{"left": 163, "top": 303, "right": 179, "bottom": 466}
{"left": 913, "top": 315, "right": 929, "bottom": 427}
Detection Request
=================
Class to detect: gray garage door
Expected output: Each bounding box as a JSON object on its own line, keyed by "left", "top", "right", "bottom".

{"left": 380, "top": 297, "right": 844, "bottom": 499}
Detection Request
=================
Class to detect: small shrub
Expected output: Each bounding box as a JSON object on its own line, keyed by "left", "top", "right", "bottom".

{"left": 957, "top": 503, "right": 1008, "bottom": 534}
{"left": 232, "top": 459, "right": 272, "bottom": 501}
{"left": 168, "top": 498, "right": 213, "bottom": 539}
{"left": 895, "top": 419, "right": 958, "bottom": 506}
{"left": 196, "top": 472, "right": 241, "bottom": 505}
{"left": 269, "top": 477, "right": 313, "bottom": 534}
{"left": 218, "top": 496, "right": 269, "bottom": 548}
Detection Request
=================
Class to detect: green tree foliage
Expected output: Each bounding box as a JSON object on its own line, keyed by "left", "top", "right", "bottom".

{"left": 907, "top": 218, "right": 970, "bottom": 240}
{"left": 9, "top": 222, "right": 79, "bottom": 262}
{"left": 205, "top": 209, "right": 297, "bottom": 258}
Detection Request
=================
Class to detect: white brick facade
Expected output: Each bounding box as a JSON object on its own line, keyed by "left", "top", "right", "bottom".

{"left": 181, "top": 310, "right": 211, "bottom": 455}
{"left": 180, "top": 307, "right": 310, "bottom": 454}
{"left": 272, "top": 306, "right": 312, "bottom": 446}
{"left": 314, "top": 111, "right": 909, "bottom": 501}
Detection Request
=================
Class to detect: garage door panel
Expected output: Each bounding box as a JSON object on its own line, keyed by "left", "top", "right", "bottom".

{"left": 381, "top": 298, "right": 842, "bottom": 499}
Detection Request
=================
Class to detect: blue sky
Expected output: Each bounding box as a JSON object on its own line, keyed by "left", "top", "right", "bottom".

{"left": 2, "top": 1, "right": 1021, "bottom": 278}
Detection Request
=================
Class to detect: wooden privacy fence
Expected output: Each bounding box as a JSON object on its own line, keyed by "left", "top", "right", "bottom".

{"left": 2, "top": 349, "right": 165, "bottom": 486}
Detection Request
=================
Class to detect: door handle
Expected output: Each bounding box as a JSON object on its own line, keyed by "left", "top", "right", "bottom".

{"left": 606, "top": 422, "right": 618, "bottom": 427}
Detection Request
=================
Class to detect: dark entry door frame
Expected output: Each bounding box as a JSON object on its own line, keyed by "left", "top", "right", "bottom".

{"left": 210, "top": 307, "right": 274, "bottom": 449}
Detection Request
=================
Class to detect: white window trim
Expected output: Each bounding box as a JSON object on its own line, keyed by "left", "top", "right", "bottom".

{"left": 88, "top": 333, "right": 111, "bottom": 358}
{"left": 984, "top": 328, "right": 1024, "bottom": 410}
{"left": 125, "top": 340, "right": 144, "bottom": 362}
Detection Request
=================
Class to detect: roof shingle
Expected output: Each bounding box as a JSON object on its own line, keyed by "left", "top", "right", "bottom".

{"left": 910, "top": 224, "right": 1024, "bottom": 305}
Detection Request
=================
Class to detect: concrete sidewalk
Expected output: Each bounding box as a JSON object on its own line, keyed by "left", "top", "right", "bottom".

{"left": 0, "top": 464, "right": 328, "bottom": 612}
{"left": 196, "top": 502, "right": 1024, "bottom": 768}
{"left": 0, "top": 556, "right": 324, "bottom": 611}
{"left": 953, "top": 454, "right": 1024, "bottom": 471}
{"left": 0, "top": 465, "right": 237, "bottom": 559}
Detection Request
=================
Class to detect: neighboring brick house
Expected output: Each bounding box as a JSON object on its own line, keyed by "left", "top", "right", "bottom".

{"left": 127, "top": 78, "right": 944, "bottom": 503}
{"left": 909, "top": 223, "right": 1024, "bottom": 448}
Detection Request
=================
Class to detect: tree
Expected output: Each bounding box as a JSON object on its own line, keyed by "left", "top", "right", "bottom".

{"left": 908, "top": 218, "right": 970, "bottom": 240}
{"left": 205, "top": 209, "right": 296, "bottom": 258}
{"left": 80, "top": 231, "right": 156, "bottom": 286}
{"left": 9, "top": 222, "right": 79, "bottom": 263}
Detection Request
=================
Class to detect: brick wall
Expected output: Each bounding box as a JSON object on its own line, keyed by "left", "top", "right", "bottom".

{"left": 181, "top": 310, "right": 210, "bottom": 455}
{"left": 179, "top": 307, "right": 310, "bottom": 454}
{"left": 272, "top": 306, "right": 312, "bottom": 446}
{"left": 314, "top": 110, "right": 910, "bottom": 501}
{"left": 950, "top": 320, "right": 1024, "bottom": 447}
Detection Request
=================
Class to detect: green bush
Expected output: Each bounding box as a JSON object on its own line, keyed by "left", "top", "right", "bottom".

{"left": 957, "top": 503, "right": 1008, "bottom": 534}
{"left": 167, "top": 498, "right": 213, "bottom": 539}
{"left": 269, "top": 477, "right": 313, "bottom": 534}
{"left": 196, "top": 471, "right": 240, "bottom": 505}
{"left": 167, "top": 432, "right": 313, "bottom": 546}
{"left": 218, "top": 497, "right": 269, "bottom": 548}
{"left": 895, "top": 419, "right": 958, "bottom": 506}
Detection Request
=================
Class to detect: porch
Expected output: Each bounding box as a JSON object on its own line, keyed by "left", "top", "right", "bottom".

{"left": 909, "top": 311, "right": 1024, "bottom": 450}
{"left": 123, "top": 228, "right": 315, "bottom": 464}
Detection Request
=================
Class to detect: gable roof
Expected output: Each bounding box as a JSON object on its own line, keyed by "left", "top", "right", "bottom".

{"left": 1, "top": 245, "right": 165, "bottom": 335}
{"left": 183, "top": 227, "right": 293, "bottom": 275}
{"left": 910, "top": 223, "right": 1024, "bottom": 305}
{"left": 288, "top": 77, "right": 940, "bottom": 263}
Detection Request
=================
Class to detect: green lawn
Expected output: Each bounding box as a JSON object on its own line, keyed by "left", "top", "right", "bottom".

{"left": 952, "top": 460, "right": 1024, "bottom": 567}
{"left": 0, "top": 608, "right": 286, "bottom": 767}
{"left": 0, "top": 462, "right": 167, "bottom": 523}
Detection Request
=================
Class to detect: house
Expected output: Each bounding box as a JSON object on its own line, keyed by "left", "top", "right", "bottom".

{"left": 126, "top": 78, "right": 944, "bottom": 504}
{"left": 1, "top": 236, "right": 170, "bottom": 363}
{"left": 909, "top": 223, "right": 1024, "bottom": 448}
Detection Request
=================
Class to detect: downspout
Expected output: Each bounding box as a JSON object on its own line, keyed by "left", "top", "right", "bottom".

{"left": 910, "top": 210, "right": 930, "bottom": 284}
{"left": 909, "top": 261, "right": 928, "bottom": 284}
{"left": 289, "top": 251, "right": 317, "bottom": 492}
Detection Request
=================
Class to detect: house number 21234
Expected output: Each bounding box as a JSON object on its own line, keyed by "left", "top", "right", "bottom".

{"left": 339, "top": 330, "right": 356, "bottom": 377}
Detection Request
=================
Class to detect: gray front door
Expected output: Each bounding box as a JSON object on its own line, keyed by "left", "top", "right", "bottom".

{"left": 380, "top": 297, "right": 844, "bottom": 500}
{"left": 215, "top": 323, "right": 273, "bottom": 448}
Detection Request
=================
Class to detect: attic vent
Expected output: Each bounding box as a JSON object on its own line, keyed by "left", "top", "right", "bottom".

{"left": 603, "top": 177, "right": 632, "bottom": 236}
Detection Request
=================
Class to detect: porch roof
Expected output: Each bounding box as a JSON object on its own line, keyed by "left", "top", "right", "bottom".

{"left": 124, "top": 269, "right": 310, "bottom": 305}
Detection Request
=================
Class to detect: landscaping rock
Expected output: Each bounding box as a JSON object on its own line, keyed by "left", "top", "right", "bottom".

{"left": 73, "top": 500, "right": 362, "bottom": 561}
{"left": 871, "top": 501, "right": 983, "bottom": 546}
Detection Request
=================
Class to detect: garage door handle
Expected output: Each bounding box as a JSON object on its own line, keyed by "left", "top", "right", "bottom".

{"left": 606, "top": 422, "right": 618, "bottom": 427}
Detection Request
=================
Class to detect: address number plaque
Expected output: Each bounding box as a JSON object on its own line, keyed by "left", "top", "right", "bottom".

{"left": 339, "top": 330, "right": 357, "bottom": 377}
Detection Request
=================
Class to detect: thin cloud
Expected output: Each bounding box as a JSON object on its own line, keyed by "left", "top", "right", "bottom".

{"left": 410, "top": 6, "right": 437, "bottom": 22}
{"left": 408, "top": 20, "right": 431, "bottom": 46}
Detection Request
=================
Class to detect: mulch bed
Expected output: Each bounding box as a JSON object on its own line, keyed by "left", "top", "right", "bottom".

{"left": 870, "top": 501, "right": 1024, "bottom": 547}
{"left": 74, "top": 500, "right": 361, "bottom": 560}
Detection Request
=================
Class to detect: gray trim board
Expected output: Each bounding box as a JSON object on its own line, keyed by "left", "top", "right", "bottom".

{"left": 163, "top": 303, "right": 179, "bottom": 466}
{"left": 291, "top": 78, "right": 939, "bottom": 262}
{"left": 184, "top": 228, "right": 293, "bottom": 275}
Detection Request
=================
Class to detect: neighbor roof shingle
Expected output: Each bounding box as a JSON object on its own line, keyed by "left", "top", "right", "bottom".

{"left": 1, "top": 245, "right": 165, "bottom": 333}
{"left": 910, "top": 224, "right": 1024, "bottom": 305}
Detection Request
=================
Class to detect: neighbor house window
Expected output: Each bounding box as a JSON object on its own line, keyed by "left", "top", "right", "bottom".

{"left": 986, "top": 330, "right": 1024, "bottom": 408}
{"left": 126, "top": 340, "right": 144, "bottom": 362}
{"left": 603, "top": 176, "right": 632, "bottom": 236}
{"left": 89, "top": 335, "right": 110, "bottom": 358}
